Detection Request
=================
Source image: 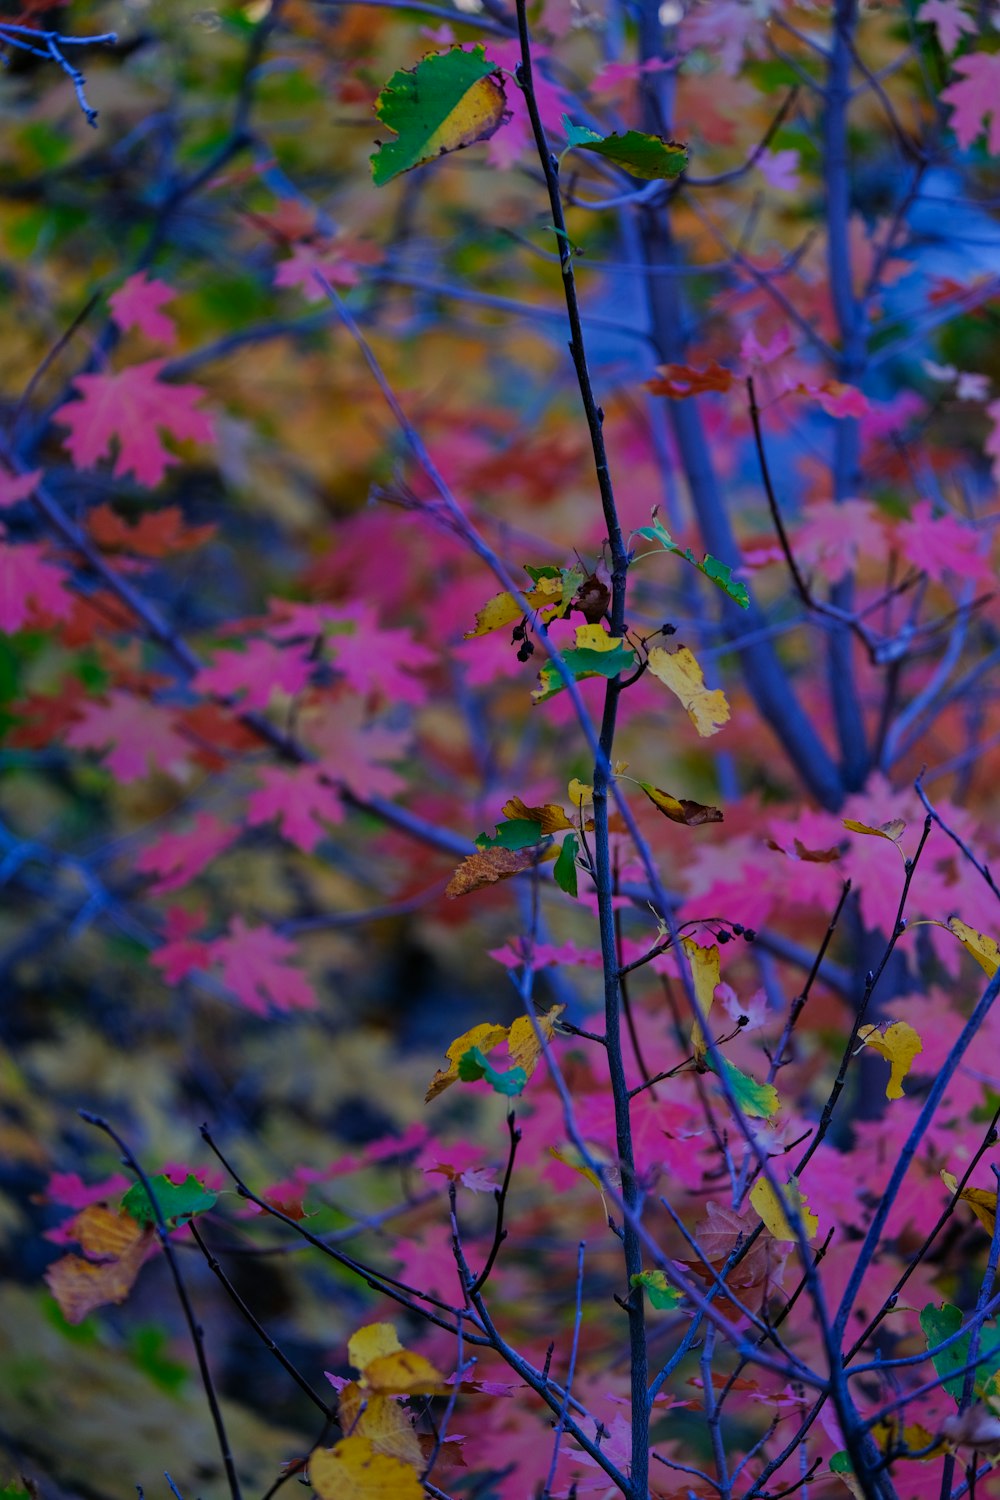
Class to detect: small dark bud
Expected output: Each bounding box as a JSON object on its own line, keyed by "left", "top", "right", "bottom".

{"left": 661, "top": 622, "right": 677, "bottom": 636}
{"left": 716, "top": 929, "right": 731, "bottom": 944}
{"left": 743, "top": 928, "right": 757, "bottom": 943}
{"left": 511, "top": 622, "right": 526, "bottom": 641}
{"left": 732, "top": 923, "right": 744, "bottom": 936}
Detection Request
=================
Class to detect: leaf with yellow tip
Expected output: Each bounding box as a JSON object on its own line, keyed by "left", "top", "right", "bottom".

{"left": 942, "top": 1169, "right": 997, "bottom": 1236}
{"left": 501, "top": 797, "right": 574, "bottom": 833}
{"left": 310, "top": 1436, "right": 423, "bottom": 1500}
{"left": 647, "top": 645, "right": 730, "bottom": 736}
{"left": 843, "top": 817, "right": 906, "bottom": 846}
{"left": 464, "top": 575, "right": 564, "bottom": 638}
{"left": 857, "top": 1021, "right": 923, "bottom": 1099}
{"left": 363, "top": 1349, "right": 449, "bottom": 1395}
{"left": 948, "top": 916, "right": 1000, "bottom": 978}
{"left": 639, "top": 781, "right": 723, "bottom": 826}
{"left": 749, "top": 1175, "right": 818, "bottom": 1242}
{"left": 372, "top": 47, "right": 509, "bottom": 186}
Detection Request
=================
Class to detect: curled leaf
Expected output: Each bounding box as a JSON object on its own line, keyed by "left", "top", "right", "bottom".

{"left": 562, "top": 116, "right": 688, "bottom": 179}
{"left": 425, "top": 1022, "right": 509, "bottom": 1101}
{"left": 631, "top": 1269, "right": 683, "bottom": 1309}
{"left": 941, "top": 1169, "right": 997, "bottom": 1237}
{"left": 843, "top": 817, "right": 906, "bottom": 845}
{"left": 647, "top": 646, "right": 730, "bottom": 736}
{"left": 680, "top": 938, "right": 719, "bottom": 1065}
{"left": 639, "top": 781, "right": 723, "bottom": 826}
{"left": 501, "top": 797, "right": 574, "bottom": 833}
{"left": 857, "top": 1020, "right": 923, "bottom": 1100}
{"left": 445, "top": 844, "right": 542, "bottom": 898}
{"left": 948, "top": 916, "right": 1000, "bottom": 978}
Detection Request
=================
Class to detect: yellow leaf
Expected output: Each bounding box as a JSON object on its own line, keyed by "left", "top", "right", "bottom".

{"left": 843, "top": 817, "right": 906, "bottom": 845}
{"left": 680, "top": 938, "right": 719, "bottom": 1065}
{"left": 574, "top": 623, "right": 623, "bottom": 652}
{"left": 749, "top": 1175, "right": 818, "bottom": 1242}
{"left": 464, "top": 577, "right": 564, "bottom": 638}
{"left": 548, "top": 1143, "right": 617, "bottom": 1213}
{"left": 363, "top": 1349, "right": 449, "bottom": 1396}
{"left": 507, "top": 1004, "right": 565, "bottom": 1077}
{"left": 568, "top": 778, "right": 593, "bottom": 807}
{"left": 310, "top": 1436, "right": 423, "bottom": 1500}
{"left": 501, "top": 797, "right": 574, "bottom": 833}
{"left": 942, "top": 1170, "right": 998, "bottom": 1236}
{"left": 337, "top": 1385, "right": 423, "bottom": 1468}
{"left": 647, "top": 645, "right": 730, "bottom": 737}
{"left": 639, "top": 781, "right": 723, "bottom": 826}
{"left": 425, "top": 1022, "right": 510, "bottom": 1101}
{"left": 348, "top": 1323, "right": 403, "bottom": 1372}
{"left": 857, "top": 1021, "right": 923, "bottom": 1100}
{"left": 948, "top": 916, "right": 1000, "bottom": 978}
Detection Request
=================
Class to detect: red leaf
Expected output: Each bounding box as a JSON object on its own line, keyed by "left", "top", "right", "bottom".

{"left": 151, "top": 907, "right": 211, "bottom": 984}
{"left": 55, "top": 358, "right": 214, "bottom": 488}
{"left": 203, "top": 917, "right": 317, "bottom": 1015}
{"left": 0, "top": 540, "right": 74, "bottom": 632}
{"left": 108, "top": 272, "right": 177, "bottom": 345}
{"left": 247, "top": 765, "right": 345, "bottom": 852}
{"left": 88, "top": 503, "right": 216, "bottom": 558}
{"left": 65, "top": 691, "right": 194, "bottom": 781}
{"left": 646, "top": 361, "right": 734, "bottom": 398}
{"left": 136, "top": 813, "right": 238, "bottom": 894}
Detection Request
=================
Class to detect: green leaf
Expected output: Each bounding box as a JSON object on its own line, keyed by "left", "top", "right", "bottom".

{"left": 458, "top": 1046, "right": 528, "bottom": 1097}
{"left": 829, "top": 1452, "right": 852, "bottom": 1474}
{"left": 634, "top": 516, "right": 750, "bottom": 609}
{"left": 121, "top": 1174, "right": 218, "bottom": 1228}
{"left": 553, "top": 832, "right": 579, "bottom": 897}
{"left": 708, "top": 1054, "right": 780, "bottom": 1120}
{"left": 561, "top": 115, "right": 688, "bottom": 179}
{"left": 630, "top": 1269, "right": 683, "bottom": 1310}
{"left": 476, "top": 819, "right": 549, "bottom": 851}
{"left": 372, "top": 47, "right": 509, "bottom": 186}
{"left": 919, "top": 1303, "right": 1000, "bottom": 1402}
{"left": 127, "top": 1323, "right": 189, "bottom": 1395}
{"left": 532, "top": 644, "right": 637, "bottom": 703}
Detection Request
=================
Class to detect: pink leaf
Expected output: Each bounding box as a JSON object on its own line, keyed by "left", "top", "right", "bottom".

{"left": 273, "top": 242, "right": 362, "bottom": 301}
{"left": 942, "top": 51, "right": 1000, "bottom": 152}
{"left": 247, "top": 765, "right": 345, "bottom": 852}
{"left": 66, "top": 692, "right": 194, "bottom": 781}
{"left": 55, "top": 358, "right": 214, "bottom": 488}
{"left": 108, "top": 272, "right": 178, "bottom": 345}
{"left": 0, "top": 541, "right": 73, "bottom": 632}
{"left": 0, "top": 465, "right": 41, "bottom": 508}
{"left": 136, "top": 813, "right": 238, "bottom": 894}
{"left": 204, "top": 916, "right": 317, "bottom": 1015}
{"left": 194, "top": 638, "right": 314, "bottom": 711}
{"left": 790, "top": 499, "right": 888, "bottom": 585}
{"left": 151, "top": 907, "right": 210, "bottom": 984}
{"left": 307, "top": 695, "right": 411, "bottom": 800}
{"left": 896, "top": 498, "right": 994, "bottom": 588}
{"left": 919, "top": 0, "right": 975, "bottom": 54}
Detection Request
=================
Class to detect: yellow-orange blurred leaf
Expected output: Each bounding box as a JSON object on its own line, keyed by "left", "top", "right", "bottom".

{"left": 445, "top": 845, "right": 539, "bottom": 899}
{"left": 749, "top": 1175, "right": 818, "bottom": 1243}
{"left": 857, "top": 1021, "right": 923, "bottom": 1100}
{"left": 507, "top": 1004, "right": 565, "bottom": 1077}
{"left": 44, "top": 1223, "right": 153, "bottom": 1324}
{"left": 501, "top": 797, "right": 574, "bottom": 833}
{"left": 647, "top": 646, "right": 730, "bottom": 737}
{"left": 310, "top": 1436, "right": 423, "bottom": 1500}
{"left": 337, "top": 1386, "right": 423, "bottom": 1468}
{"left": 680, "top": 938, "right": 719, "bottom": 1065}
{"left": 425, "top": 1022, "right": 509, "bottom": 1101}
{"left": 948, "top": 916, "right": 1000, "bottom": 978}
{"left": 568, "top": 778, "right": 593, "bottom": 808}
{"left": 942, "top": 1170, "right": 998, "bottom": 1236}
{"left": 72, "top": 1204, "right": 146, "bottom": 1259}
{"left": 363, "top": 1349, "right": 449, "bottom": 1395}
{"left": 639, "top": 781, "right": 723, "bottom": 826}
{"left": 349, "top": 1322, "right": 403, "bottom": 1372}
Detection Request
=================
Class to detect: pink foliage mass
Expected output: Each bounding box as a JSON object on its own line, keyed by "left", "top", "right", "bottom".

{"left": 55, "top": 359, "right": 214, "bottom": 487}
{"left": 203, "top": 916, "right": 317, "bottom": 1015}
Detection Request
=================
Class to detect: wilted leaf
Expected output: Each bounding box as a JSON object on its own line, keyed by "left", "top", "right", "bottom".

{"left": 506, "top": 1004, "right": 565, "bottom": 1076}
{"left": 445, "top": 845, "right": 541, "bottom": 898}
{"left": 501, "top": 797, "right": 574, "bottom": 833}
{"left": 857, "top": 1021, "right": 923, "bottom": 1100}
{"left": 372, "top": 47, "right": 509, "bottom": 187}
{"left": 708, "top": 1054, "right": 780, "bottom": 1119}
{"left": 45, "top": 1210, "right": 154, "bottom": 1325}
{"left": 948, "top": 916, "right": 1000, "bottom": 978}
{"left": 639, "top": 782, "right": 723, "bottom": 826}
{"left": 843, "top": 817, "right": 906, "bottom": 845}
{"left": 562, "top": 116, "right": 688, "bottom": 179}
{"left": 121, "top": 1174, "right": 217, "bottom": 1228}
{"left": 647, "top": 646, "right": 730, "bottom": 736}
{"left": 749, "top": 1176, "right": 818, "bottom": 1242}
{"left": 425, "top": 1022, "right": 509, "bottom": 1101}
{"left": 310, "top": 1435, "right": 423, "bottom": 1499}
{"left": 631, "top": 1269, "right": 683, "bottom": 1309}
{"left": 939, "top": 1404, "right": 1000, "bottom": 1457}
{"left": 337, "top": 1385, "right": 423, "bottom": 1468}
{"left": 941, "top": 1170, "right": 998, "bottom": 1236}
{"left": 646, "top": 361, "right": 734, "bottom": 398}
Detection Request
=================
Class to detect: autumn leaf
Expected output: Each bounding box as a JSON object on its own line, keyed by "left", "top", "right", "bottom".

{"left": 0, "top": 541, "right": 73, "bottom": 633}
{"left": 65, "top": 692, "right": 194, "bottom": 782}
{"left": 136, "top": 814, "right": 238, "bottom": 894}
{"left": 44, "top": 1206, "right": 154, "bottom": 1324}
{"left": 843, "top": 816, "right": 906, "bottom": 846}
{"left": 55, "top": 359, "right": 214, "bottom": 488}
{"left": 108, "top": 272, "right": 178, "bottom": 345}
{"left": 310, "top": 1436, "right": 423, "bottom": 1500}
{"left": 425, "top": 1021, "right": 510, "bottom": 1101}
{"left": 647, "top": 646, "right": 730, "bottom": 735}
{"left": 203, "top": 917, "right": 317, "bottom": 1015}
{"left": 247, "top": 765, "right": 345, "bottom": 853}
{"left": 337, "top": 1384, "right": 423, "bottom": 1468}
{"left": 501, "top": 797, "right": 575, "bottom": 833}
{"left": 631, "top": 1269, "right": 683, "bottom": 1309}
{"left": 948, "top": 916, "right": 1000, "bottom": 977}
{"left": 749, "top": 1176, "right": 818, "bottom": 1242}
{"left": 445, "top": 845, "right": 542, "bottom": 898}
{"left": 646, "top": 361, "right": 733, "bottom": 398}
{"left": 87, "top": 503, "right": 215, "bottom": 558}
{"left": 857, "top": 1021, "right": 923, "bottom": 1100}
{"left": 194, "top": 638, "right": 314, "bottom": 712}
{"left": 372, "top": 46, "right": 510, "bottom": 186}
{"left": 562, "top": 116, "right": 688, "bottom": 178}
{"left": 464, "top": 573, "right": 565, "bottom": 636}
{"left": 506, "top": 1005, "right": 565, "bottom": 1075}
{"left": 709, "top": 1054, "right": 780, "bottom": 1120}
{"left": 680, "top": 937, "right": 720, "bottom": 1065}
{"left": 942, "top": 51, "right": 1000, "bottom": 152}
{"left": 639, "top": 782, "right": 723, "bottom": 826}
{"left": 532, "top": 625, "right": 636, "bottom": 702}
{"left": 941, "top": 1170, "right": 997, "bottom": 1236}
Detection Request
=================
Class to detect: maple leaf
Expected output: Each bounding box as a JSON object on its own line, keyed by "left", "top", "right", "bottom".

{"left": 896, "top": 498, "right": 994, "bottom": 589}
{"left": 194, "top": 638, "right": 314, "bottom": 711}
{"left": 65, "top": 692, "right": 193, "bottom": 781}
{"left": 791, "top": 499, "right": 888, "bottom": 585}
{"left": 135, "top": 813, "right": 238, "bottom": 894}
{"left": 646, "top": 360, "right": 733, "bottom": 398}
{"left": 942, "top": 51, "right": 1000, "bottom": 152}
{"left": 87, "top": 503, "right": 216, "bottom": 558}
{"left": 0, "top": 540, "right": 73, "bottom": 632}
{"left": 919, "top": 0, "right": 975, "bottom": 53}
{"left": 247, "top": 764, "right": 345, "bottom": 852}
{"left": 108, "top": 272, "right": 177, "bottom": 345}
{"left": 151, "top": 908, "right": 211, "bottom": 984}
{"left": 55, "top": 358, "right": 214, "bottom": 487}
{"left": 204, "top": 916, "right": 317, "bottom": 1015}
{"left": 305, "top": 695, "right": 411, "bottom": 800}
{"left": 273, "top": 241, "right": 364, "bottom": 300}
